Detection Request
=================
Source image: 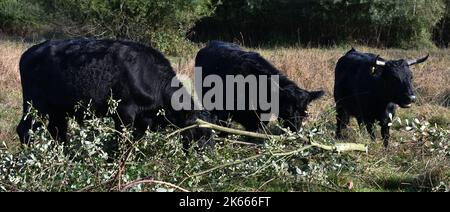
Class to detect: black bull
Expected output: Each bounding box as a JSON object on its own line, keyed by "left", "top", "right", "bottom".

{"left": 334, "top": 48, "right": 429, "bottom": 147}
{"left": 195, "top": 41, "right": 324, "bottom": 132}
{"left": 17, "top": 39, "right": 214, "bottom": 149}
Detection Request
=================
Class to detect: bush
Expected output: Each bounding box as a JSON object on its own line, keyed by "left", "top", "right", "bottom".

{"left": 37, "top": 0, "right": 215, "bottom": 55}
{"left": 369, "top": 0, "right": 445, "bottom": 48}
{"left": 1, "top": 101, "right": 448, "bottom": 192}
{"left": 0, "top": 102, "right": 360, "bottom": 192}
{"left": 0, "top": 0, "right": 43, "bottom": 36}
{"left": 2, "top": 0, "right": 449, "bottom": 50}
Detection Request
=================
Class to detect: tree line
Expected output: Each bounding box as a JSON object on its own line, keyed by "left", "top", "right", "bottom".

{"left": 191, "top": 0, "right": 450, "bottom": 48}
{"left": 1, "top": 0, "right": 449, "bottom": 55}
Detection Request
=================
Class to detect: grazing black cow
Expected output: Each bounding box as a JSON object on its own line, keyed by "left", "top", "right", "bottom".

{"left": 17, "top": 39, "right": 214, "bottom": 149}
{"left": 195, "top": 41, "right": 324, "bottom": 132}
{"left": 334, "top": 48, "right": 429, "bottom": 147}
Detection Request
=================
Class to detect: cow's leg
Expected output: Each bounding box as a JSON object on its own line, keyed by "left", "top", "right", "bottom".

{"left": 365, "top": 121, "right": 376, "bottom": 141}
{"left": 379, "top": 119, "right": 392, "bottom": 148}
{"left": 178, "top": 111, "right": 215, "bottom": 151}
{"left": 336, "top": 107, "right": 350, "bottom": 139}
{"left": 114, "top": 106, "right": 136, "bottom": 130}
{"left": 380, "top": 103, "right": 396, "bottom": 148}
{"left": 134, "top": 114, "right": 159, "bottom": 139}
{"left": 17, "top": 115, "right": 34, "bottom": 144}
{"left": 17, "top": 101, "right": 45, "bottom": 144}
{"left": 48, "top": 114, "right": 68, "bottom": 143}
{"left": 380, "top": 124, "right": 390, "bottom": 148}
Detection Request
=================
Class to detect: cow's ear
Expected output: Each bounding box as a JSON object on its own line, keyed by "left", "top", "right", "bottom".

{"left": 370, "top": 65, "right": 386, "bottom": 77}
{"left": 370, "top": 66, "right": 378, "bottom": 76}
{"left": 309, "top": 90, "right": 325, "bottom": 102}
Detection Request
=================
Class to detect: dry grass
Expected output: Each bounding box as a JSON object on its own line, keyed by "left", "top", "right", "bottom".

{"left": 257, "top": 47, "right": 450, "bottom": 125}
{"left": 176, "top": 46, "right": 450, "bottom": 106}
{"left": 261, "top": 47, "right": 450, "bottom": 107}
{"left": 0, "top": 40, "right": 27, "bottom": 90}
{"left": 0, "top": 40, "right": 29, "bottom": 145}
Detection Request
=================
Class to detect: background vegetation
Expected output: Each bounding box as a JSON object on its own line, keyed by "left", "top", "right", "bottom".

{"left": 1, "top": 0, "right": 450, "bottom": 53}
{"left": 0, "top": 0, "right": 215, "bottom": 55}
{"left": 192, "top": 0, "right": 449, "bottom": 48}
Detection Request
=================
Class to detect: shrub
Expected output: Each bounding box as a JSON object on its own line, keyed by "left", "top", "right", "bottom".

{"left": 0, "top": 102, "right": 360, "bottom": 192}
{"left": 1, "top": 100, "right": 448, "bottom": 192}
{"left": 0, "top": 0, "right": 43, "bottom": 36}
{"left": 37, "top": 0, "right": 215, "bottom": 55}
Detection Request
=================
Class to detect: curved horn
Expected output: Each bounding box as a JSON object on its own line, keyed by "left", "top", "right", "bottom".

{"left": 376, "top": 60, "right": 386, "bottom": 66}
{"left": 407, "top": 54, "right": 429, "bottom": 66}
{"left": 375, "top": 55, "right": 386, "bottom": 66}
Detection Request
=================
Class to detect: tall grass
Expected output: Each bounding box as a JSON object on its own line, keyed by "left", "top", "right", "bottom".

{"left": 0, "top": 40, "right": 28, "bottom": 148}
{"left": 0, "top": 40, "right": 26, "bottom": 89}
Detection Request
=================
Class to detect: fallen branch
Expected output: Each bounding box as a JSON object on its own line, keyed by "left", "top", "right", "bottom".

{"left": 186, "top": 142, "right": 367, "bottom": 181}
{"left": 195, "top": 119, "right": 292, "bottom": 140}
{"left": 329, "top": 143, "right": 368, "bottom": 153}
{"left": 121, "top": 178, "right": 190, "bottom": 192}
{"left": 165, "top": 119, "right": 367, "bottom": 153}
{"left": 195, "top": 119, "right": 368, "bottom": 153}
{"left": 172, "top": 119, "right": 368, "bottom": 187}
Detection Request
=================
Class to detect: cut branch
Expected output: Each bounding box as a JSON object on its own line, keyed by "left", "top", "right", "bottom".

{"left": 165, "top": 119, "right": 367, "bottom": 153}
{"left": 121, "top": 179, "right": 190, "bottom": 192}
{"left": 195, "top": 119, "right": 284, "bottom": 140}
{"left": 194, "top": 119, "right": 368, "bottom": 153}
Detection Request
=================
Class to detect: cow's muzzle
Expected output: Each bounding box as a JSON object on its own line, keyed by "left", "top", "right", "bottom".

{"left": 399, "top": 95, "right": 416, "bottom": 108}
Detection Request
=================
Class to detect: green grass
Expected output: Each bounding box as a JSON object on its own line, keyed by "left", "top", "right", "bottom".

{"left": 0, "top": 89, "right": 21, "bottom": 151}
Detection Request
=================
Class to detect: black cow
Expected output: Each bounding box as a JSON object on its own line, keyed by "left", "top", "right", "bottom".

{"left": 195, "top": 41, "right": 324, "bottom": 132}
{"left": 334, "top": 48, "right": 429, "bottom": 147}
{"left": 17, "top": 39, "right": 213, "bottom": 149}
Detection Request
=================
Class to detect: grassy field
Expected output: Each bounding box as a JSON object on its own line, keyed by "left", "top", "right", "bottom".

{"left": 0, "top": 39, "right": 449, "bottom": 192}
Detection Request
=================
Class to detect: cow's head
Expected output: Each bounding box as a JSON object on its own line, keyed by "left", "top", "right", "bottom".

{"left": 375, "top": 55, "right": 428, "bottom": 108}
{"left": 280, "top": 86, "right": 325, "bottom": 130}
